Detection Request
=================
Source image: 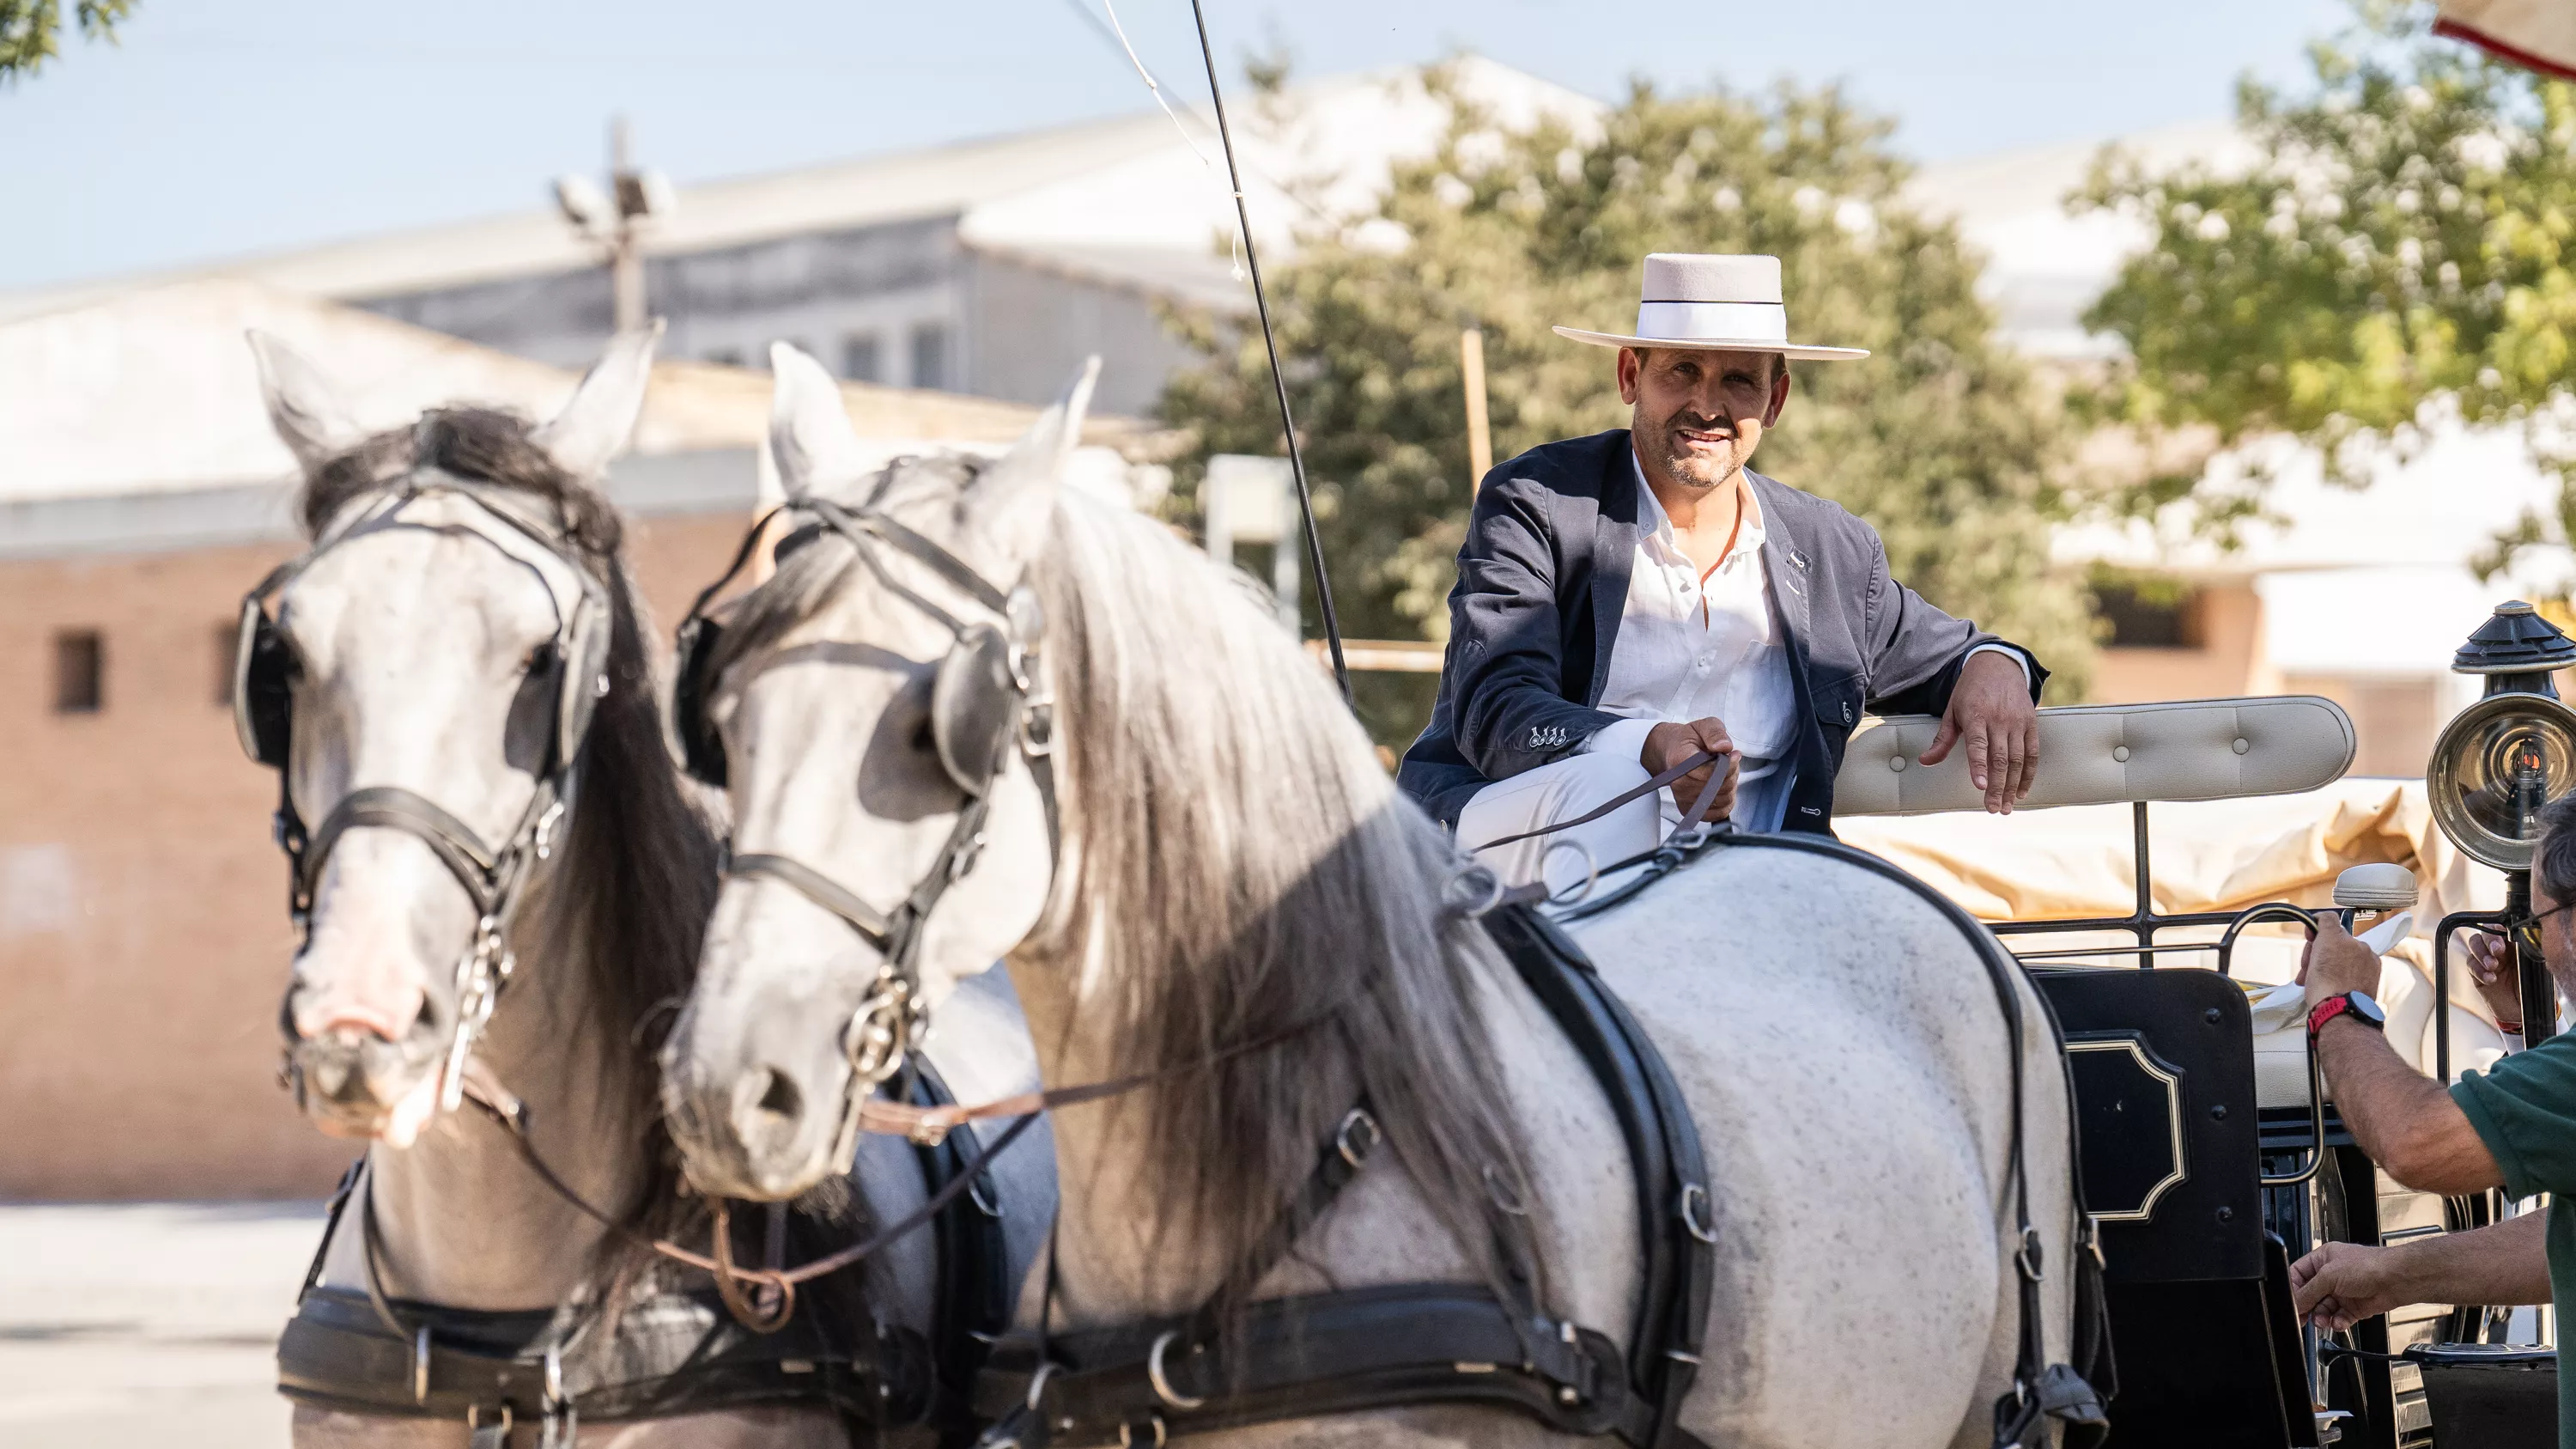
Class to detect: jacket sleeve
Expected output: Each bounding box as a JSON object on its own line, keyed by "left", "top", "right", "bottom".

{"left": 1860, "top": 535, "right": 2049, "bottom": 717}
{"left": 1448, "top": 477, "right": 1624, "bottom": 781}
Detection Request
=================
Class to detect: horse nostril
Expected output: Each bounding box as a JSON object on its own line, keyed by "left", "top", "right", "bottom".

{"left": 754, "top": 1068, "right": 803, "bottom": 1124}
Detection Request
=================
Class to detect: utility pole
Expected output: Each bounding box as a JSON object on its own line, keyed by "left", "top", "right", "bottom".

{"left": 553, "top": 116, "right": 672, "bottom": 334}
{"left": 1460, "top": 325, "right": 1493, "bottom": 493}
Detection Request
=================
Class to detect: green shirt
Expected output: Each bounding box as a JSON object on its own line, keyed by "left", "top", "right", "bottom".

{"left": 2450, "top": 1032, "right": 2576, "bottom": 1449}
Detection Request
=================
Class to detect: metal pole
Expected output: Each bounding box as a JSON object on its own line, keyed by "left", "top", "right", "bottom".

{"left": 610, "top": 117, "right": 646, "bottom": 334}
{"left": 1460, "top": 326, "right": 1493, "bottom": 491}
{"left": 1185, "top": 0, "right": 1349, "bottom": 703}
{"left": 2512, "top": 869, "right": 2558, "bottom": 1048}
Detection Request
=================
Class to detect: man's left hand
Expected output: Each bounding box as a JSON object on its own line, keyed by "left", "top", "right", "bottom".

{"left": 1920, "top": 650, "right": 2038, "bottom": 813}
{"left": 2300, "top": 913, "right": 2385, "bottom": 1014}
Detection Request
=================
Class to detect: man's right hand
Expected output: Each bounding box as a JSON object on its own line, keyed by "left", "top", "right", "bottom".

{"left": 2467, "top": 930, "right": 2527, "bottom": 1031}
{"left": 1642, "top": 718, "right": 1738, "bottom": 824}
{"left": 2292, "top": 1241, "right": 2414, "bottom": 1331}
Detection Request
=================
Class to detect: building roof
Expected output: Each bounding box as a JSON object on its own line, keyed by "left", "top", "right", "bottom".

{"left": 0, "top": 58, "right": 1602, "bottom": 326}
{"left": 0, "top": 277, "right": 1139, "bottom": 505}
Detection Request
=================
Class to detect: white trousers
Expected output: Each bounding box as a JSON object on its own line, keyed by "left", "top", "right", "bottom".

{"left": 1455, "top": 752, "right": 1666, "bottom": 898}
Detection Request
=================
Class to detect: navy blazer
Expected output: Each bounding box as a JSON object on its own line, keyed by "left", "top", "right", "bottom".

{"left": 1396, "top": 429, "right": 2047, "bottom": 832}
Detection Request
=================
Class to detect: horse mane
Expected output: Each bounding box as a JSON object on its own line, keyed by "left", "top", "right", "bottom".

{"left": 1033, "top": 492, "right": 1538, "bottom": 1315}
{"left": 725, "top": 449, "right": 1538, "bottom": 1317}
{"left": 297, "top": 408, "right": 725, "bottom": 1313}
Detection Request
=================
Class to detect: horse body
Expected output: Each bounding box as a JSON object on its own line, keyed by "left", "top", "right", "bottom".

{"left": 664, "top": 349, "right": 2075, "bottom": 1449}
{"left": 246, "top": 332, "right": 1055, "bottom": 1448}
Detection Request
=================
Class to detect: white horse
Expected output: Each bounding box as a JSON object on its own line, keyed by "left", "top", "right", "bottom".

{"left": 659, "top": 347, "right": 2083, "bottom": 1449}
{"left": 247, "top": 331, "right": 1051, "bottom": 1448}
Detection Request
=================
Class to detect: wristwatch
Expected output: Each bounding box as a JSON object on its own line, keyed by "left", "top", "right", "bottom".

{"left": 2307, "top": 991, "right": 2387, "bottom": 1038}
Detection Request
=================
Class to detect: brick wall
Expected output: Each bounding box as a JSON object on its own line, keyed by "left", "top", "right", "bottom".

{"left": 0, "top": 512, "right": 749, "bottom": 1199}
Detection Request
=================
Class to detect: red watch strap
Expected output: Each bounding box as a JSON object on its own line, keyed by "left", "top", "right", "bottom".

{"left": 2308, "top": 995, "right": 2354, "bottom": 1037}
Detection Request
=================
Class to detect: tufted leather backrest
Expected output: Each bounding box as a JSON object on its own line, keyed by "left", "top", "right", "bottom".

{"left": 1834, "top": 696, "right": 2357, "bottom": 816}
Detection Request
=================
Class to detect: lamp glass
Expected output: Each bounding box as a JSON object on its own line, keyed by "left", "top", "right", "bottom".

{"left": 2428, "top": 692, "right": 2576, "bottom": 870}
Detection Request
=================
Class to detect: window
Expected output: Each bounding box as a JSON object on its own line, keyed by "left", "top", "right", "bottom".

{"left": 2093, "top": 575, "right": 2202, "bottom": 649}
{"left": 53, "top": 630, "right": 102, "bottom": 714}
{"left": 908, "top": 322, "right": 949, "bottom": 390}
{"left": 841, "top": 332, "right": 883, "bottom": 384}
{"left": 704, "top": 347, "right": 745, "bottom": 368}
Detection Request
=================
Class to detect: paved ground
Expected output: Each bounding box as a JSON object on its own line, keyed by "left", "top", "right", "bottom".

{"left": 0, "top": 1201, "right": 325, "bottom": 1447}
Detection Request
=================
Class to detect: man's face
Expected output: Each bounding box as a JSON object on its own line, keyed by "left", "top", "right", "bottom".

{"left": 1619, "top": 346, "right": 1791, "bottom": 495}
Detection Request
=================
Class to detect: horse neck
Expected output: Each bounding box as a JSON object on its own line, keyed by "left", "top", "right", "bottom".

{"left": 362, "top": 861, "right": 647, "bottom": 1309}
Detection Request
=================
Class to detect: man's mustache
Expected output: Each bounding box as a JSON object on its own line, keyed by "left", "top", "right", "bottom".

{"left": 1665, "top": 415, "right": 1740, "bottom": 438}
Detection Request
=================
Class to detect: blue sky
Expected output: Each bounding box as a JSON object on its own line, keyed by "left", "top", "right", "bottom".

{"left": 3, "top": 0, "right": 2352, "bottom": 292}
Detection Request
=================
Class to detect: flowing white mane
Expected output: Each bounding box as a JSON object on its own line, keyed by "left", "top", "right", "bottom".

{"left": 1031, "top": 489, "right": 1540, "bottom": 1312}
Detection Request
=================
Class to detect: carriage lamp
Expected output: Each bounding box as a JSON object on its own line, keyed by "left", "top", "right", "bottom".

{"left": 2428, "top": 602, "right": 2576, "bottom": 871}
{"left": 2426, "top": 600, "right": 2576, "bottom": 1051}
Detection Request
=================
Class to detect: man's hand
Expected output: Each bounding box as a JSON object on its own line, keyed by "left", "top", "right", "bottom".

{"left": 1642, "top": 718, "right": 1739, "bottom": 824}
{"left": 2466, "top": 929, "right": 2526, "bottom": 1030}
{"left": 1919, "top": 649, "right": 2038, "bottom": 814}
{"left": 2300, "top": 914, "right": 2385, "bottom": 1014}
{"left": 2293, "top": 1241, "right": 2415, "bottom": 1331}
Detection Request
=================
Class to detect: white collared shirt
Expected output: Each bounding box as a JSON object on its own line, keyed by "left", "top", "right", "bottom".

{"left": 1582, "top": 454, "right": 1800, "bottom": 831}
{"left": 1583, "top": 451, "right": 2023, "bottom": 831}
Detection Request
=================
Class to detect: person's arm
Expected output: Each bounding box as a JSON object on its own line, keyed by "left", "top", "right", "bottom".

{"left": 1851, "top": 535, "right": 2045, "bottom": 813}
{"left": 2302, "top": 916, "right": 2508, "bottom": 1195}
{"left": 1446, "top": 478, "right": 1625, "bottom": 782}
{"left": 2293, "top": 1213, "right": 2552, "bottom": 1330}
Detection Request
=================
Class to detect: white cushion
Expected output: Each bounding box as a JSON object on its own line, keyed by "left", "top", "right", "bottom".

{"left": 1834, "top": 696, "right": 2356, "bottom": 817}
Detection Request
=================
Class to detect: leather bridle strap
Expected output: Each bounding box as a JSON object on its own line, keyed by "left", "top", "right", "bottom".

{"left": 304, "top": 785, "right": 514, "bottom": 918}
{"left": 727, "top": 852, "right": 900, "bottom": 949}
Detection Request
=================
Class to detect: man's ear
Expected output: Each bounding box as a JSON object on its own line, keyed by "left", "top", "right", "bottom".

{"left": 1617, "top": 347, "right": 1645, "bottom": 406}
{"left": 1763, "top": 357, "right": 1791, "bottom": 427}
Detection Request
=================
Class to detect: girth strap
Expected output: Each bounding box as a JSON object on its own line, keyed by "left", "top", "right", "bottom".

{"left": 975, "top": 1285, "right": 1632, "bottom": 1448}
{"left": 1483, "top": 904, "right": 1715, "bottom": 1449}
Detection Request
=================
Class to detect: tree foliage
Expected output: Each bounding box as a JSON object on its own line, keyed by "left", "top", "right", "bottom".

{"left": 1158, "top": 69, "right": 2095, "bottom": 732}
{"left": 0, "top": 0, "right": 130, "bottom": 82}
{"left": 2079, "top": 0, "right": 2576, "bottom": 570}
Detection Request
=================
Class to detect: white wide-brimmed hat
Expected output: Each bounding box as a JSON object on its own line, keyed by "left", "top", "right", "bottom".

{"left": 1553, "top": 253, "right": 1868, "bottom": 362}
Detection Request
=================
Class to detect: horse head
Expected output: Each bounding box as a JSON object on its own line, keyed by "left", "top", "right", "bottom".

{"left": 248, "top": 326, "right": 662, "bottom": 1145}
{"left": 661, "top": 344, "right": 1087, "bottom": 1200}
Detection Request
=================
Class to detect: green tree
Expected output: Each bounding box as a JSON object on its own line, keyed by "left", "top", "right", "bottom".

{"left": 2079, "top": 1, "right": 2576, "bottom": 570}
{"left": 0, "top": 0, "right": 130, "bottom": 82}
{"left": 1159, "top": 69, "right": 2095, "bottom": 740}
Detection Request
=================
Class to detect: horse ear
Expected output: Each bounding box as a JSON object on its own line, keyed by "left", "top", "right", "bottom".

{"left": 972, "top": 355, "right": 1099, "bottom": 505}
{"left": 769, "top": 342, "right": 868, "bottom": 499}
{"left": 536, "top": 320, "right": 664, "bottom": 478}
{"left": 247, "top": 331, "right": 360, "bottom": 472}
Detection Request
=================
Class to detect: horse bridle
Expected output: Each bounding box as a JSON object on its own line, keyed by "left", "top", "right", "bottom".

{"left": 240, "top": 475, "right": 613, "bottom": 1117}
{"left": 672, "top": 487, "right": 1058, "bottom": 1169}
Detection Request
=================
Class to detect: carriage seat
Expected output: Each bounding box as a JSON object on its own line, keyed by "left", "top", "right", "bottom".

{"left": 1834, "top": 696, "right": 2357, "bottom": 817}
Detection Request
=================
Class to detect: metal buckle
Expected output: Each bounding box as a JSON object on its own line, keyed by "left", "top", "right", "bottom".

{"left": 1146, "top": 1330, "right": 1207, "bottom": 1409}
{"left": 1024, "top": 1361, "right": 1059, "bottom": 1412}
{"left": 1118, "top": 1416, "right": 1169, "bottom": 1449}
{"left": 1334, "top": 1108, "right": 1382, "bottom": 1170}
{"left": 1677, "top": 1183, "right": 1720, "bottom": 1245}
{"left": 2015, "top": 1227, "right": 2044, "bottom": 1282}
{"left": 413, "top": 1324, "right": 432, "bottom": 1402}
{"left": 843, "top": 987, "right": 912, "bottom": 1086}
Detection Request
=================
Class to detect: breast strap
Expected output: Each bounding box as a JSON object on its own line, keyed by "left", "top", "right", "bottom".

{"left": 967, "top": 902, "right": 1717, "bottom": 1449}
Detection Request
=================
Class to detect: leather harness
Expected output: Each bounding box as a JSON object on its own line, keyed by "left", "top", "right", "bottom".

{"left": 274, "top": 1062, "right": 1016, "bottom": 1444}
{"left": 961, "top": 901, "right": 1716, "bottom": 1449}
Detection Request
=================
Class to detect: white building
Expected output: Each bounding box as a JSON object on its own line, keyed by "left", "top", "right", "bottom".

{"left": 0, "top": 59, "right": 1596, "bottom": 421}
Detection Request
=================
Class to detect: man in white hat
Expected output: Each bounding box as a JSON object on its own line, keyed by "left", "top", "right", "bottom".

{"left": 1397, "top": 253, "right": 2045, "bottom": 887}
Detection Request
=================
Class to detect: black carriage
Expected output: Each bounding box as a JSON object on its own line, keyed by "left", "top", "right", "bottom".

{"left": 1830, "top": 602, "right": 2576, "bottom": 1448}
